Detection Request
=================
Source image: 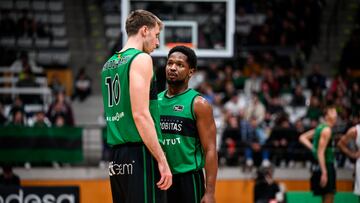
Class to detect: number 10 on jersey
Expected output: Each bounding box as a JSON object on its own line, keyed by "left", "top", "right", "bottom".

{"left": 105, "top": 74, "right": 121, "bottom": 107}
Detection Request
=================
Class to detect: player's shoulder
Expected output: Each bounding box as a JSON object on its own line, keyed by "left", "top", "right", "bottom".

{"left": 193, "top": 95, "right": 212, "bottom": 111}
{"left": 131, "top": 53, "right": 153, "bottom": 72}
{"left": 321, "top": 126, "right": 332, "bottom": 136}
{"left": 133, "top": 52, "right": 152, "bottom": 62}
{"left": 347, "top": 125, "right": 358, "bottom": 137}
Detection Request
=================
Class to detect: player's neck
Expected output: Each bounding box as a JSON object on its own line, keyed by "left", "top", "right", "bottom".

{"left": 167, "top": 84, "right": 188, "bottom": 97}
{"left": 121, "top": 36, "right": 144, "bottom": 52}
{"left": 324, "top": 119, "right": 334, "bottom": 128}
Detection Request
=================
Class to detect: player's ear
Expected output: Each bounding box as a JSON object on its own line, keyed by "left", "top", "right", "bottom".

{"left": 140, "top": 26, "right": 148, "bottom": 37}
{"left": 189, "top": 68, "right": 195, "bottom": 77}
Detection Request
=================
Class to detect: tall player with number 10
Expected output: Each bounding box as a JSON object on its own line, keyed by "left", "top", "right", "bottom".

{"left": 101, "top": 9, "right": 172, "bottom": 203}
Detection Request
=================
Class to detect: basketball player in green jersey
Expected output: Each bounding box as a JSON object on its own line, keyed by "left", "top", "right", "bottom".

{"left": 101, "top": 10, "right": 172, "bottom": 203}
{"left": 158, "top": 46, "right": 218, "bottom": 203}
{"left": 299, "top": 106, "right": 338, "bottom": 203}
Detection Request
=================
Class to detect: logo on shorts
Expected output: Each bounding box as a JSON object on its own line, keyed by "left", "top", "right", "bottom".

{"left": 109, "top": 161, "right": 135, "bottom": 176}
{"left": 173, "top": 105, "right": 184, "bottom": 112}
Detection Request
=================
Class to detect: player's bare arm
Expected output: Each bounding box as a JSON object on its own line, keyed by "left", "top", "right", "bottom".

{"left": 338, "top": 127, "right": 360, "bottom": 159}
{"left": 129, "top": 53, "right": 172, "bottom": 190}
{"left": 194, "top": 96, "right": 218, "bottom": 203}
{"left": 299, "top": 129, "right": 315, "bottom": 151}
{"left": 318, "top": 127, "right": 331, "bottom": 187}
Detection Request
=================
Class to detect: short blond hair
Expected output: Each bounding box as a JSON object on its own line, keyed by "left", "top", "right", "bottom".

{"left": 125, "top": 9, "right": 163, "bottom": 36}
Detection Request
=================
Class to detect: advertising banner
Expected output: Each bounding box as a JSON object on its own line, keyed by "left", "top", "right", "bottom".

{"left": 0, "top": 186, "right": 80, "bottom": 203}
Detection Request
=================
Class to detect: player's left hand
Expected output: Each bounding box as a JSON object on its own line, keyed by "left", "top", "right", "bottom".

{"left": 201, "top": 192, "right": 215, "bottom": 203}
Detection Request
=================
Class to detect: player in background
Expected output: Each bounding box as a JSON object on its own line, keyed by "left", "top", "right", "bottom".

{"left": 337, "top": 123, "right": 360, "bottom": 199}
{"left": 299, "top": 106, "right": 338, "bottom": 203}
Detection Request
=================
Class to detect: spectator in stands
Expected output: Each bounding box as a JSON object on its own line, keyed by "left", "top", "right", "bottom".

{"left": 221, "top": 80, "right": 235, "bottom": 103}
{"left": 274, "top": 67, "right": 290, "bottom": 94}
{"left": 72, "top": 67, "right": 92, "bottom": 102}
{"left": 0, "top": 165, "right": 20, "bottom": 186}
{"left": 262, "top": 67, "right": 280, "bottom": 96}
{"left": 224, "top": 92, "right": 246, "bottom": 117}
{"left": 305, "top": 96, "right": 323, "bottom": 121}
{"left": 267, "top": 114, "right": 297, "bottom": 167}
{"left": 267, "top": 95, "right": 284, "bottom": 115}
{"left": 258, "top": 82, "right": 272, "bottom": 107}
{"left": 47, "top": 91, "right": 74, "bottom": 126}
{"left": 232, "top": 69, "right": 247, "bottom": 90}
{"left": 219, "top": 114, "right": 242, "bottom": 166}
{"left": 212, "top": 93, "right": 226, "bottom": 140}
{"left": 290, "top": 84, "right": 306, "bottom": 107}
{"left": 328, "top": 74, "right": 347, "bottom": 96}
{"left": 213, "top": 65, "right": 228, "bottom": 93}
{"left": 306, "top": 64, "right": 326, "bottom": 92}
{"left": 205, "top": 62, "right": 221, "bottom": 89}
{"left": 198, "top": 82, "right": 216, "bottom": 104}
{"left": 9, "top": 97, "right": 25, "bottom": 119}
{"left": 243, "top": 53, "right": 262, "bottom": 77}
{"left": 16, "top": 64, "right": 42, "bottom": 104}
{"left": 288, "top": 67, "right": 303, "bottom": 88}
{"left": 10, "top": 51, "right": 43, "bottom": 73}
{"left": 244, "top": 72, "right": 261, "bottom": 97}
{"left": 350, "top": 82, "right": 360, "bottom": 115}
{"left": 244, "top": 93, "right": 266, "bottom": 124}
{"left": 240, "top": 117, "right": 269, "bottom": 170}
{"left": 0, "top": 103, "right": 7, "bottom": 126}
{"left": 334, "top": 86, "right": 350, "bottom": 115}
{"left": 6, "top": 109, "right": 26, "bottom": 126}
{"left": 0, "top": 10, "right": 16, "bottom": 37}
{"left": 17, "top": 63, "right": 36, "bottom": 83}
{"left": 32, "top": 111, "right": 51, "bottom": 127}
{"left": 49, "top": 74, "right": 66, "bottom": 95}
{"left": 254, "top": 166, "right": 281, "bottom": 203}
{"left": 188, "top": 68, "right": 206, "bottom": 90}
{"left": 224, "top": 64, "right": 234, "bottom": 83}
{"left": 54, "top": 114, "right": 66, "bottom": 127}
{"left": 260, "top": 111, "right": 275, "bottom": 135}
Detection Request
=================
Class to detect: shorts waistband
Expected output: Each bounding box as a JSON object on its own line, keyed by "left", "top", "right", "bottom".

{"left": 174, "top": 169, "right": 203, "bottom": 177}
{"left": 111, "top": 142, "right": 144, "bottom": 149}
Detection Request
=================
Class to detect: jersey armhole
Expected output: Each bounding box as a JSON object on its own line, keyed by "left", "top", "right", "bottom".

{"left": 190, "top": 94, "right": 201, "bottom": 121}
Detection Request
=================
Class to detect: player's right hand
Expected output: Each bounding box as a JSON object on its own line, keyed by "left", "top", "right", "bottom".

{"left": 156, "top": 160, "right": 172, "bottom": 190}
{"left": 320, "top": 172, "right": 328, "bottom": 188}
{"left": 352, "top": 151, "right": 360, "bottom": 159}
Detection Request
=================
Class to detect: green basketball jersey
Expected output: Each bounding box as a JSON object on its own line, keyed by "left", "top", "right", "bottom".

{"left": 158, "top": 88, "right": 204, "bottom": 174}
{"left": 312, "top": 123, "right": 335, "bottom": 163}
{"left": 101, "top": 48, "right": 162, "bottom": 145}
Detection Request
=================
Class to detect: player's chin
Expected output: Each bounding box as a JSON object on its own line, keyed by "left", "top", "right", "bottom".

{"left": 166, "top": 79, "right": 178, "bottom": 85}
{"left": 167, "top": 75, "right": 177, "bottom": 80}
